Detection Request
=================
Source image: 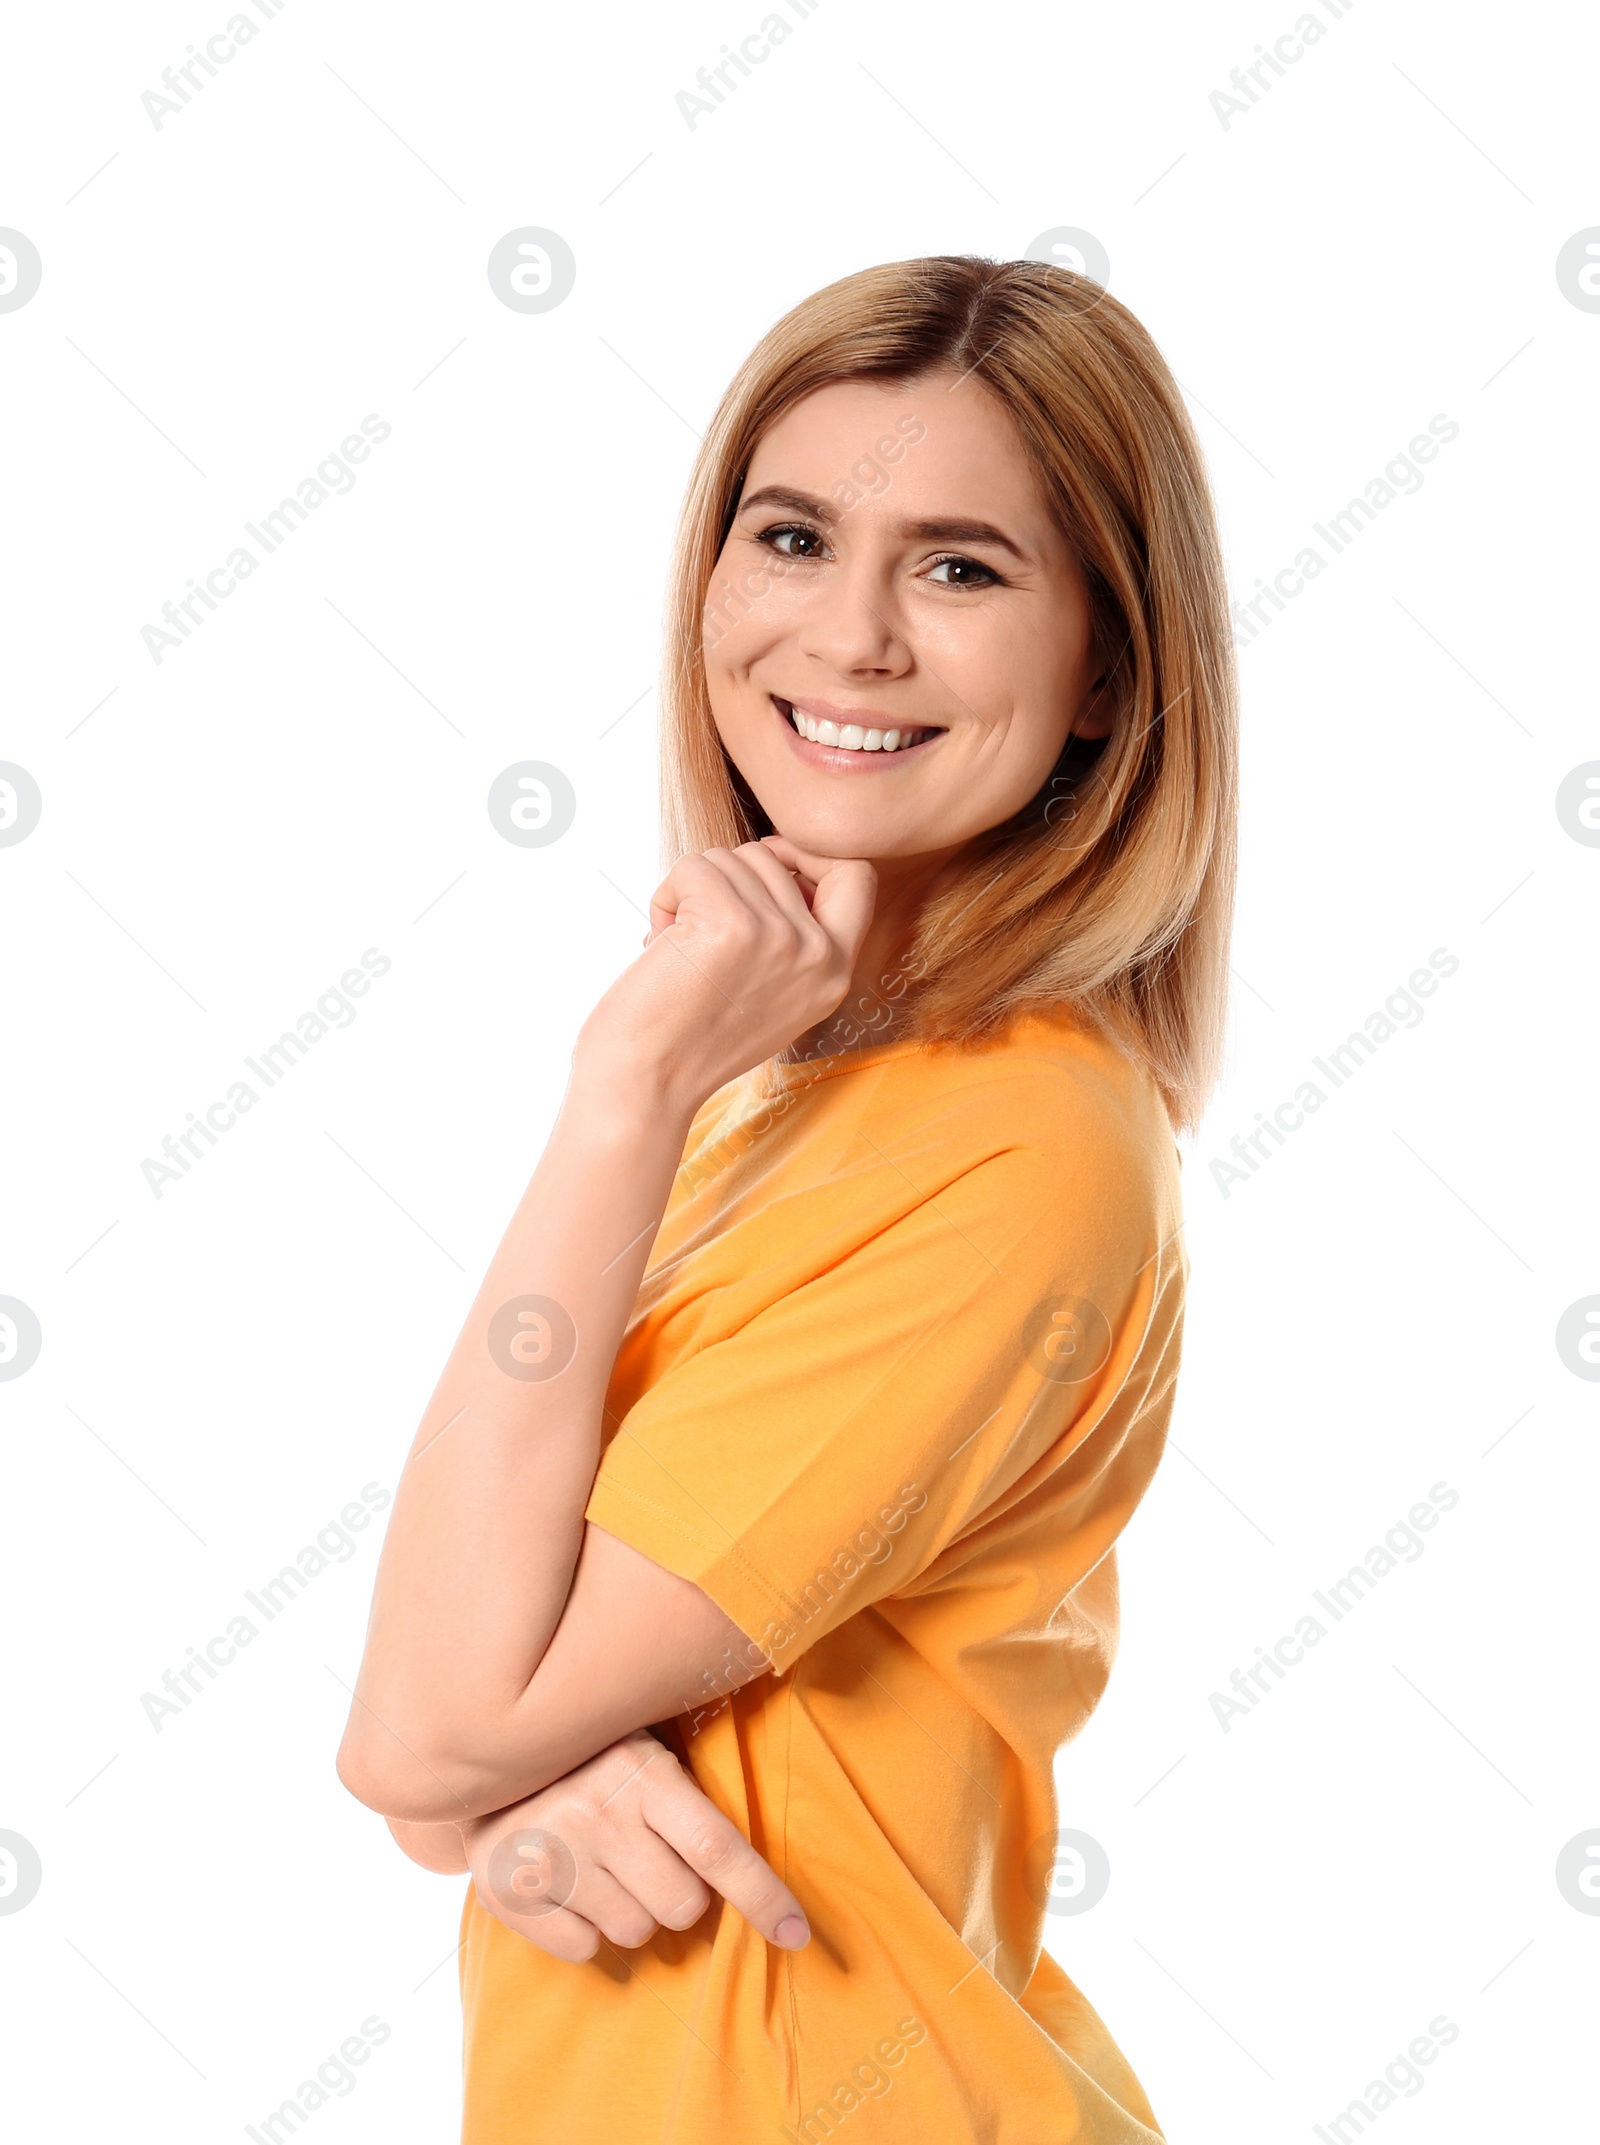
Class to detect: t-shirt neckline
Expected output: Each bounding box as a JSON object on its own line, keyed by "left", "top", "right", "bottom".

{"left": 769, "top": 1034, "right": 933, "bottom": 1089}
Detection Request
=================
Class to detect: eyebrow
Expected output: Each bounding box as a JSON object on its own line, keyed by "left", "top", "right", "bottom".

{"left": 736, "top": 485, "right": 1029, "bottom": 562}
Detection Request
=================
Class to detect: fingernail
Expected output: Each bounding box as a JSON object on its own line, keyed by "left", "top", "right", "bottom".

{"left": 774, "top": 1914, "right": 810, "bottom": 1949}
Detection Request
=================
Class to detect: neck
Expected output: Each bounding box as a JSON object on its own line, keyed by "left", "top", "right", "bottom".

{"left": 789, "top": 846, "right": 957, "bottom": 1065}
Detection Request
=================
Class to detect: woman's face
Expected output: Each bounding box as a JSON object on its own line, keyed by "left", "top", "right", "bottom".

{"left": 703, "top": 373, "right": 1110, "bottom": 866}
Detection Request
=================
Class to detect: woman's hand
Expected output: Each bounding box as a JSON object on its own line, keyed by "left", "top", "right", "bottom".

{"left": 464, "top": 1728, "right": 809, "bottom": 1964}
{"left": 576, "top": 835, "right": 876, "bottom": 1114}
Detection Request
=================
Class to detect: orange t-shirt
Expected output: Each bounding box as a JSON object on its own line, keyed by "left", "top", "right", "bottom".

{"left": 460, "top": 1010, "right": 1186, "bottom": 2143}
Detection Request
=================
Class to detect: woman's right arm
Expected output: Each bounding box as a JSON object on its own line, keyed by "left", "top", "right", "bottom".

{"left": 336, "top": 839, "right": 875, "bottom": 1826}
{"left": 386, "top": 1814, "right": 469, "bottom": 1874}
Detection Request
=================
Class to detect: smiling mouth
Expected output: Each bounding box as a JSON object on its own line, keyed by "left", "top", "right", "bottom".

{"left": 772, "top": 696, "right": 944, "bottom": 755}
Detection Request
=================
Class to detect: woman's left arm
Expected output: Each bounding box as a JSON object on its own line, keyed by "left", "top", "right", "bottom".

{"left": 335, "top": 838, "right": 874, "bottom": 1826}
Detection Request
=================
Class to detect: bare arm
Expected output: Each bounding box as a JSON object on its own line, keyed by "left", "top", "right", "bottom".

{"left": 335, "top": 839, "right": 874, "bottom": 1826}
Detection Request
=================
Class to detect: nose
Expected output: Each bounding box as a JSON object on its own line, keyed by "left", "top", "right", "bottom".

{"left": 795, "top": 559, "right": 912, "bottom": 681}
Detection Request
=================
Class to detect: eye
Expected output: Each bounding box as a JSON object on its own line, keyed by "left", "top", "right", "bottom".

{"left": 924, "top": 553, "right": 1002, "bottom": 589}
{"left": 756, "top": 521, "right": 829, "bottom": 560}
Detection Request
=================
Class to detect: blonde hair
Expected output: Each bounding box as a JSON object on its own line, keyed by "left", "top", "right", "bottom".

{"left": 660, "top": 255, "right": 1238, "bottom": 1134}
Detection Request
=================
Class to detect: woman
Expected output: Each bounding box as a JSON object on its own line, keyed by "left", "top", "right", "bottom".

{"left": 337, "top": 253, "right": 1237, "bottom": 2143}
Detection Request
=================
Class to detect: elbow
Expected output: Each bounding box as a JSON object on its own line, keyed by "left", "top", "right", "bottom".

{"left": 335, "top": 1719, "right": 466, "bottom": 1825}
{"left": 335, "top": 1711, "right": 540, "bottom": 1825}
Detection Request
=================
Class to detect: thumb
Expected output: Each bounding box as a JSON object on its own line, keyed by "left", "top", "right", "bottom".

{"left": 809, "top": 858, "right": 877, "bottom": 964}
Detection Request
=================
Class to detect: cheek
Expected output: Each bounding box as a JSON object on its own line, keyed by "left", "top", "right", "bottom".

{"left": 701, "top": 557, "right": 784, "bottom": 669}
{"left": 702, "top": 619, "right": 780, "bottom": 767}
{"left": 914, "top": 596, "right": 1060, "bottom": 695}
{"left": 703, "top": 624, "right": 772, "bottom": 743}
{"left": 922, "top": 617, "right": 1074, "bottom": 744}
{"left": 978, "top": 607, "right": 1092, "bottom": 746}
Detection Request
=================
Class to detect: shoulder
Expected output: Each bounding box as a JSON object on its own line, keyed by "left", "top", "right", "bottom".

{"left": 854, "top": 1009, "right": 1177, "bottom": 1192}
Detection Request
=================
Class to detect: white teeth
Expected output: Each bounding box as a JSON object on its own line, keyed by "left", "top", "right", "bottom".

{"left": 784, "top": 702, "right": 932, "bottom": 753}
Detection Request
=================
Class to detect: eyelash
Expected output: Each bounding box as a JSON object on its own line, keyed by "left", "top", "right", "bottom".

{"left": 754, "top": 521, "right": 1003, "bottom": 589}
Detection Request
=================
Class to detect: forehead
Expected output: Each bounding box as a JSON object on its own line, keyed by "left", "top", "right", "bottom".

{"left": 741, "top": 374, "right": 1061, "bottom": 542}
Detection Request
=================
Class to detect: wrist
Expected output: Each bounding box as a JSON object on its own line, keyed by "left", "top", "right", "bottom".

{"left": 569, "top": 1034, "right": 708, "bottom": 1132}
{"left": 462, "top": 1796, "right": 534, "bottom": 1861}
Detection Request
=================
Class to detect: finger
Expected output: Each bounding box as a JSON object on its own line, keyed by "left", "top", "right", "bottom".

{"left": 761, "top": 841, "right": 877, "bottom": 967}
{"left": 646, "top": 849, "right": 731, "bottom": 939}
{"left": 562, "top": 1865, "right": 661, "bottom": 1951}
{"left": 692, "top": 843, "right": 803, "bottom": 922}
{"left": 642, "top": 1769, "right": 809, "bottom": 1949}
{"left": 757, "top": 835, "right": 819, "bottom": 907}
{"left": 593, "top": 1832, "right": 712, "bottom": 1935}
{"left": 724, "top": 841, "right": 820, "bottom": 930}
{"left": 483, "top": 1895, "right": 602, "bottom": 1963}
{"left": 758, "top": 834, "right": 844, "bottom": 883}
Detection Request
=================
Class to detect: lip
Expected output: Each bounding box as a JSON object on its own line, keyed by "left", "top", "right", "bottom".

{"left": 770, "top": 693, "right": 944, "bottom": 768}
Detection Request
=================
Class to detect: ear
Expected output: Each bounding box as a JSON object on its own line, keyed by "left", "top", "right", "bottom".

{"left": 1070, "top": 672, "right": 1118, "bottom": 742}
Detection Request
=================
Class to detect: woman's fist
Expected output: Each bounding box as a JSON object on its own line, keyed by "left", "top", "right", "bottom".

{"left": 578, "top": 835, "right": 876, "bottom": 1114}
{"left": 465, "top": 1729, "right": 809, "bottom": 1964}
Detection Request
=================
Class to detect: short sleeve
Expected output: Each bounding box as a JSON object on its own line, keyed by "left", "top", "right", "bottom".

{"left": 584, "top": 1117, "right": 1172, "bottom": 1674}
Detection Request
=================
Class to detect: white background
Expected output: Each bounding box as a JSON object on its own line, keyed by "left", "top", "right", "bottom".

{"left": 1, "top": 1, "right": 1595, "bottom": 2139}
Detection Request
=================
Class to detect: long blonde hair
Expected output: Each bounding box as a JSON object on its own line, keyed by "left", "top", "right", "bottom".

{"left": 660, "top": 255, "right": 1238, "bottom": 1134}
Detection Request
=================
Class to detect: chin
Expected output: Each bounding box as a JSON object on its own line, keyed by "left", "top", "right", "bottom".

{"left": 764, "top": 815, "right": 925, "bottom": 861}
